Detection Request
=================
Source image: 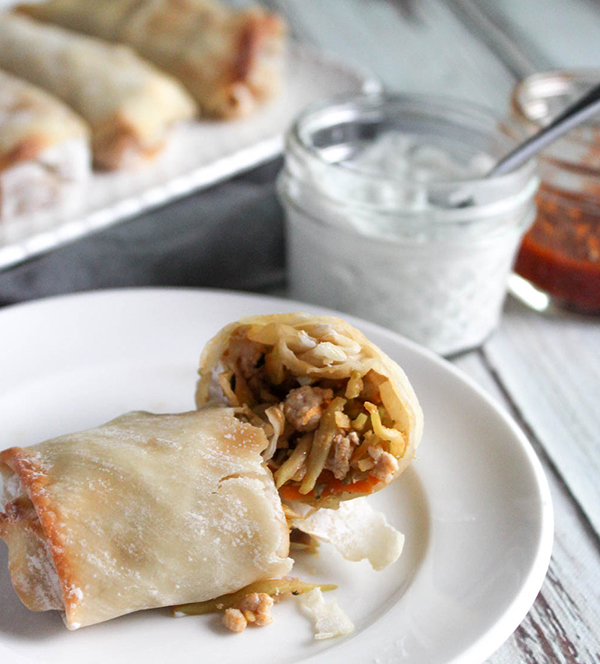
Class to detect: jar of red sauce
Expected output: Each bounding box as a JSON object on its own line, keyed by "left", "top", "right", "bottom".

{"left": 511, "top": 70, "right": 600, "bottom": 314}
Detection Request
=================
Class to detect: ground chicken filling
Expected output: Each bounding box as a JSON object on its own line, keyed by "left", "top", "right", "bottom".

{"left": 218, "top": 327, "right": 406, "bottom": 499}
{"left": 222, "top": 593, "right": 274, "bottom": 633}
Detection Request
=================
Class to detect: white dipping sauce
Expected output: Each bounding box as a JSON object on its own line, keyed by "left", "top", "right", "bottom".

{"left": 280, "top": 111, "right": 538, "bottom": 356}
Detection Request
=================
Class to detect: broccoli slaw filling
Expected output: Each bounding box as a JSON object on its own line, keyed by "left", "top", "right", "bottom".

{"left": 218, "top": 326, "right": 407, "bottom": 498}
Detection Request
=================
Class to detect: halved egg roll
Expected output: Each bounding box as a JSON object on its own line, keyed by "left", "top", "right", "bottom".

{"left": 196, "top": 314, "right": 424, "bottom": 508}
{"left": 0, "top": 13, "right": 197, "bottom": 169}
{"left": 17, "top": 0, "right": 286, "bottom": 119}
{"left": 0, "top": 69, "right": 90, "bottom": 219}
{"left": 0, "top": 409, "right": 292, "bottom": 629}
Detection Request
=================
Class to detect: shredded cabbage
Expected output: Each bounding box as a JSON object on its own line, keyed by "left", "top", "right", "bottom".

{"left": 263, "top": 406, "right": 285, "bottom": 461}
{"left": 274, "top": 434, "right": 312, "bottom": 488}
{"left": 300, "top": 397, "right": 346, "bottom": 494}
{"left": 364, "top": 402, "right": 404, "bottom": 456}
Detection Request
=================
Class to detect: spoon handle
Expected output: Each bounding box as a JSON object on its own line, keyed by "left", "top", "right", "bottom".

{"left": 491, "top": 81, "right": 600, "bottom": 177}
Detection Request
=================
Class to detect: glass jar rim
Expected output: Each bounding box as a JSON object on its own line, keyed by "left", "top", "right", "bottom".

{"left": 511, "top": 68, "right": 600, "bottom": 138}
{"left": 284, "top": 92, "right": 538, "bottom": 221}
{"left": 287, "top": 91, "right": 538, "bottom": 194}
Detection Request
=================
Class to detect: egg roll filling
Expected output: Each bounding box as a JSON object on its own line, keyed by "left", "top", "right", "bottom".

{"left": 215, "top": 325, "right": 408, "bottom": 500}
{"left": 172, "top": 577, "right": 336, "bottom": 616}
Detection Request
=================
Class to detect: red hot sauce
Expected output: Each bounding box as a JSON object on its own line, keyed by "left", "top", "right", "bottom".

{"left": 511, "top": 71, "right": 600, "bottom": 314}
{"left": 515, "top": 183, "right": 600, "bottom": 313}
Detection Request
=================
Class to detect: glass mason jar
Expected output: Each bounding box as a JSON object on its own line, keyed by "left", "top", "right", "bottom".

{"left": 277, "top": 94, "right": 539, "bottom": 356}
{"left": 511, "top": 70, "right": 600, "bottom": 314}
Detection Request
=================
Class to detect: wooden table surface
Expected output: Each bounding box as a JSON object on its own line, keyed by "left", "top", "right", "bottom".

{"left": 262, "top": 1, "right": 600, "bottom": 662}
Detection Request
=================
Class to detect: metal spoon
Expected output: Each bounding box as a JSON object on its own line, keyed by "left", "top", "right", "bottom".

{"left": 491, "top": 80, "right": 600, "bottom": 176}
{"left": 437, "top": 80, "right": 600, "bottom": 207}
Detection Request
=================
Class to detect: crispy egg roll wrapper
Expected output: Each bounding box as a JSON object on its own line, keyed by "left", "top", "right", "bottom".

{"left": 0, "top": 409, "right": 292, "bottom": 629}
{"left": 196, "top": 313, "right": 424, "bottom": 507}
{"left": 17, "top": 0, "right": 286, "bottom": 119}
{"left": 0, "top": 69, "right": 90, "bottom": 219}
{"left": 0, "top": 13, "right": 197, "bottom": 169}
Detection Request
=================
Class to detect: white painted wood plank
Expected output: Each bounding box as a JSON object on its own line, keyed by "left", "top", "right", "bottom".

{"left": 489, "top": 469, "right": 600, "bottom": 664}
{"left": 451, "top": 351, "right": 507, "bottom": 403}
{"left": 479, "top": 0, "right": 600, "bottom": 71}
{"left": 270, "top": 0, "right": 516, "bottom": 110}
{"left": 445, "top": 0, "right": 542, "bottom": 77}
{"left": 483, "top": 298, "right": 600, "bottom": 534}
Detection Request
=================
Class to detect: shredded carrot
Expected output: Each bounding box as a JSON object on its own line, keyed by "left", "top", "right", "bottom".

{"left": 279, "top": 475, "right": 381, "bottom": 501}
{"left": 321, "top": 475, "right": 381, "bottom": 497}
{"left": 279, "top": 484, "right": 308, "bottom": 501}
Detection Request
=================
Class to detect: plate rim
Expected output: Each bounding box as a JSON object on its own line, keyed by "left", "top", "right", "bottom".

{"left": 0, "top": 286, "right": 554, "bottom": 664}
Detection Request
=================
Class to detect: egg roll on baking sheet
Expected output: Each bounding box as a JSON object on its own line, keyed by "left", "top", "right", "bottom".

{"left": 16, "top": 0, "right": 142, "bottom": 41}
{"left": 0, "top": 409, "right": 292, "bottom": 629}
{"left": 0, "top": 70, "right": 90, "bottom": 219}
{"left": 0, "top": 13, "right": 197, "bottom": 170}
{"left": 196, "top": 314, "right": 424, "bottom": 508}
{"left": 17, "top": 0, "right": 286, "bottom": 119}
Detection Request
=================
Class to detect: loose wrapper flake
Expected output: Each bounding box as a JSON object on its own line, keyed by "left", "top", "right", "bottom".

{"left": 291, "top": 497, "right": 404, "bottom": 571}
{"left": 298, "top": 588, "right": 354, "bottom": 640}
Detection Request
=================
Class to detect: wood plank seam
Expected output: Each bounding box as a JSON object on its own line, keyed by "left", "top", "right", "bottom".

{"left": 381, "top": 0, "right": 424, "bottom": 25}
{"left": 476, "top": 348, "right": 600, "bottom": 553}
{"left": 443, "top": 0, "right": 548, "bottom": 78}
{"left": 515, "top": 589, "right": 582, "bottom": 664}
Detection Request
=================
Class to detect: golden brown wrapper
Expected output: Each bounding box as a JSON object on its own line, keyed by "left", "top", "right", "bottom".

{"left": 0, "top": 409, "right": 291, "bottom": 629}
{"left": 16, "top": 0, "right": 286, "bottom": 119}
{"left": 0, "top": 13, "right": 197, "bottom": 170}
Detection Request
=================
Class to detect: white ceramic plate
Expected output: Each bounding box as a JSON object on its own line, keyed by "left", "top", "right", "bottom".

{"left": 0, "top": 288, "right": 553, "bottom": 664}
{"left": 0, "top": 37, "right": 378, "bottom": 270}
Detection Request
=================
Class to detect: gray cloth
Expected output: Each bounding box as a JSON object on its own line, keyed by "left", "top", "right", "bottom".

{"left": 0, "top": 159, "right": 285, "bottom": 307}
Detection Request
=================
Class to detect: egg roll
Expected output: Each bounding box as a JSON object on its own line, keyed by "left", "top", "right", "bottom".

{"left": 0, "top": 13, "right": 197, "bottom": 169}
{"left": 196, "top": 314, "right": 424, "bottom": 508}
{"left": 17, "top": 0, "right": 286, "bottom": 119}
{"left": 0, "top": 409, "right": 292, "bottom": 629}
{"left": 0, "top": 70, "right": 90, "bottom": 219}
